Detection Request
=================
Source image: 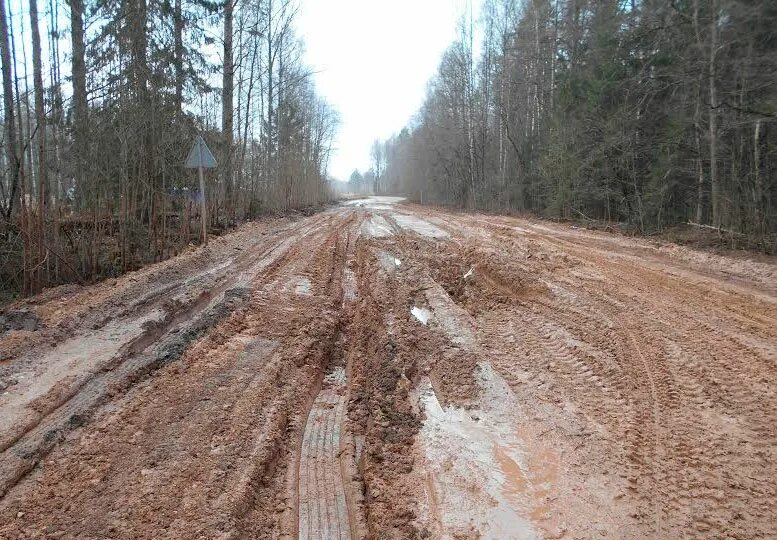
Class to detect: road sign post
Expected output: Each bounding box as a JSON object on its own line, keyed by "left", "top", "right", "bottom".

{"left": 197, "top": 165, "right": 207, "bottom": 246}
{"left": 184, "top": 135, "right": 218, "bottom": 246}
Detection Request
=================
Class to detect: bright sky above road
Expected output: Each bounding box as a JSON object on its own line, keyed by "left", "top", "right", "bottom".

{"left": 296, "top": 0, "right": 482, "bottom": 182}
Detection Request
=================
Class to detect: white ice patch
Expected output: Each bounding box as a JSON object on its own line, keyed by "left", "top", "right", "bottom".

{"left": 391, "top": 213, "right": 448, "bottom": 238}
{"left": 394, "top": 258, "right": 402, "bottom": 267}
{"left": 294, "top": 277, "right": 312, "bottom": 296}
{"left": 463, "top": 267, "right": 474, "bottom": 279}
{"left": 418, "top": 368, "right": 539, "bottom": 540}
{"left": 411, "top": 307, "right": 432, "bottom": 325}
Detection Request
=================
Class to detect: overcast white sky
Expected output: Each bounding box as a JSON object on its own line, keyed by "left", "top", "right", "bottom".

{"left": 296, "top": 0, "right": 481, "bottom": 182}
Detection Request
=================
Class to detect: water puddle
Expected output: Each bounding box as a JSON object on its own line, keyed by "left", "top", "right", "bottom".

{"left": 422, "top": 278, "right": 475, "bottom": 347}
{"left": 391, "top": 213, "right": 448, "bottom": 238}
{"left": 0, "top": 309, "right": 165, "bottom": 437}
{"left": 343, "top": 268, "right": 358, "bottom": 301}
{"left": 418, "top": 377, "right": 536, "bottom": 539}
{"left": 344, "top": 196, "right": 406, "bottom": 209}
{"left": 378, "top": 251, "right": 401, "bottom": 272}
{"left": 417, "top": 365, "right": 559, "bottom": 539}
{"left": 361, "top": 215, "right": 394, "bottom": 238}
{"left": 294, "top": 277, "right": 312, "bottom": 296}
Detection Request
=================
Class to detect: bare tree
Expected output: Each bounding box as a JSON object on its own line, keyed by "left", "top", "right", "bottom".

{"left": 222, "top": 0, "right": 235, "bottom": 220}
{"left": 370, "top": 139, "right": 383, "bottom": 193}
{"left": 0, "top": 0, "right": 338, "bottom": 299}
{"left": 68, "top": 0, "right": 87, "bottom": 198}
{"left": 380, "top": 0, "right": 777, "bottom": 246}
{"left": 29, "top": 0, "right": 47, "bottom": 292}
{"left": 0, "top": 0, "right": 19, "bottom": 220}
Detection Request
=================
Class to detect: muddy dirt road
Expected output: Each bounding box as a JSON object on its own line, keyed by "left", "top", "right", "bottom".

{"left": 1, "top": 198, "right": 775, "bottom": 539}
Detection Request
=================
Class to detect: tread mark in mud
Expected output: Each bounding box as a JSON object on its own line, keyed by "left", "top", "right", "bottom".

{"left": 298, "top": 368, "right": 349, "bottom": 540}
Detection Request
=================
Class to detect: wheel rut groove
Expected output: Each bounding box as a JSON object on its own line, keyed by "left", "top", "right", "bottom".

{"left": 298, "top": 367, "right": 350, "bottom": 540}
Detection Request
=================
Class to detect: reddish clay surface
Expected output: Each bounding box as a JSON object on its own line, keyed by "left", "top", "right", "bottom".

{"left": 0, "top": 198, "right": 774, "bottom": 539}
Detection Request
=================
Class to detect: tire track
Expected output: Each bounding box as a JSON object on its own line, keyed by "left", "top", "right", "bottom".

{"left": 0, "top": 213, "right": 335, "bottom": 498}
{"left": 400, "top": 207, "right": 777, "bottom": 538}
{"left": 0, "top": 209, "right": 357, "bottom": 539}
{"left": 298, "top": 368, "right": 350, "bottom": 540}
{"left": 2, "top": 201, "right": 774, "bottom": 539}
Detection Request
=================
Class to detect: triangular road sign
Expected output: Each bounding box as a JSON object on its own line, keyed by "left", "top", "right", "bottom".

{"left": 184, "top": 135, "right": 218, "bottom": 169}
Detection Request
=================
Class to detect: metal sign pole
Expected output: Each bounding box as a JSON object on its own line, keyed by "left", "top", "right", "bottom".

{"left": 199, "top": 163, "right": 207, "bottom": 247}
{"left": 184, "top": 135, "right": 217, "bottom": 247}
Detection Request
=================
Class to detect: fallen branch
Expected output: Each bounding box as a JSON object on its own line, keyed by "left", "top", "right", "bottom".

{"left": 686, "top": 221, "right": 745, "bottom": 237}
{"left": 571, "top": 207, "right": 594, "bottom": 221}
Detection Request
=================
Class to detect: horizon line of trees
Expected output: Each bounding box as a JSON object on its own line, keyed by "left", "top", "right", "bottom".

{"left": 0, "top": 0, "right": 338, "bottom": 301}
{"left": 378, "top": 0, "right": 776, "bottom": 249}
{"left": 342, "top": 140, "right": 389, "bottom": 195}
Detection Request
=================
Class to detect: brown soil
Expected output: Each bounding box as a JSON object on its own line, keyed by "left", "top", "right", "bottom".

{"left": 0, "top": 199, "right": 774, "bottom": 539}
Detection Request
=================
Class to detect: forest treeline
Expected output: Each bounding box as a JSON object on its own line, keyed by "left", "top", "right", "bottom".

{"left": 378, "top": 0, "right": 777, "bottom": 249}
{"left": 0, "top": 0, "right": 338, "bottom": 300}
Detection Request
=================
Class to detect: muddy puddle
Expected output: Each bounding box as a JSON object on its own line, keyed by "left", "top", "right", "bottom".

{"left": 391, "top": 213, "right": 448, "bottom": 238}
{"left": 343, "top": 269, "right": 358, "bottom": 301}
{"left": 417, "top": 364, "right": 559, "bottom": 539}
{"left": 294, "top": 277, "right": 313, "bottom": 296}
{"left": 421, "top": 278, "right": 475, "bottom": 348}
{"left": 361, "top": 214, "right": 394, "bottom": 238}
{"left": 0, "top": 309, "right": 165, "bottom": 439}
{"left": 344, "top": 196, "right": 406, "bottom": 210}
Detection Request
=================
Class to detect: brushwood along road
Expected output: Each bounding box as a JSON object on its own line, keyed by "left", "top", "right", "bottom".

{"left": 1, "top": 197, "right": 775, "bottom": 539}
